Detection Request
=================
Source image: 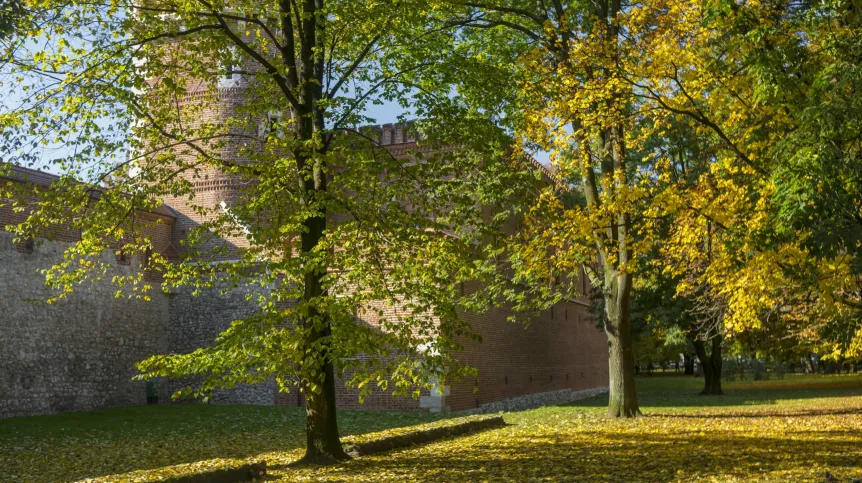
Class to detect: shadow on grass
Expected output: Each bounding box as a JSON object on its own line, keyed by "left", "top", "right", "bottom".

{"left": 561, "top": 376, "right": 862, "bottom": 410}
{"left": 648, "top": 407, "right": 862, "bottom": 418}
{"left": 0, "top": 404, "right": 453, "bottom": 482}
{"left": 291, "top": 429, "right": 862, "bottom": 482}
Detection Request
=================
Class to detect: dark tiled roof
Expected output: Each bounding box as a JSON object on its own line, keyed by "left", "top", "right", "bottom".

{"left": 1, "top": 164, "right": 176, "bottom": 219}
{"left": 0, "top": 164, "right": 63, "bottom": 187}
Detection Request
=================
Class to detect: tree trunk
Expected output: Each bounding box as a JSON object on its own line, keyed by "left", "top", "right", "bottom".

{"left": 684, "top": 353, "right": 695, "bottom": 375}
{"left": 295, "top": 197, "right": 349, "bottom": 463}
{"left": 604, "top": 274, "right": 641, "bottom": 418}
{"left": 293, "top": 73, "right": 348, "bottom": 462}
{"left": 575, "top": 0, "right": 638, "bottom": 417}
{"left": 693, "top": 336, "right": 723, "bottom": 395}
{"left": 801, "top": 356, "right": 814, "bottom": 373}
{"left": 302, "top": 327, "right": 349, "bottom": 463}
{"left": 268, "top": 0, "right": 343, "bottom": 464}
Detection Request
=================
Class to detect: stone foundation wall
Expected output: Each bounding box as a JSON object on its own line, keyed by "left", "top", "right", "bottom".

{"left": 158, "top": 285, "right": 278, "bottom": 405}
{"left": 0, "top": 233, "right": 170, "bottom": 418}
{"left": 0, "top": 224, "right": 609, "bottom": 417}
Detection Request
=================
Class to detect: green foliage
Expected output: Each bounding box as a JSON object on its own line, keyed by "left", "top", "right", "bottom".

{"left": 0, "top": 0, "right": 536, "bottom": 418}
{"left": 0, "top": 0, "right": 24, "bottom": 39}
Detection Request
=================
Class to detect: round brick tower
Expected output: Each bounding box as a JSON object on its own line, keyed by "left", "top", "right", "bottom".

{"left": 155, "top": 70, "right": 253, "bottom": 260}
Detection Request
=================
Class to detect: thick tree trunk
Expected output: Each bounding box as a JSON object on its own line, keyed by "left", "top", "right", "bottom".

{"left": 684, "top": 353, "right": 695, "bottom": 375}
{"left": 293, "top": 84, "right": 348, "bottom": 462}
{"left": 302, "top": 329, "right": 349, "bottom": 463}
{"left": 272, "top": 0, "right": 346, "bottom": 463}
{"left": 576, "top": 0, "right": 638, "bottom": 417}
{"left": 693, "top": 336, "right": 723, "bottom": 395}
{"left": 604, "top": 274, "right": 641, "bottom": 418}
{"left": 296, "top": 202, "right": 349, "bottom": 463}
{"left": 296, "top": 207, "right": 349, "bottom": 463}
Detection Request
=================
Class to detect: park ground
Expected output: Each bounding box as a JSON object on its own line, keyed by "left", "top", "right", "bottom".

{"left": 2, "top": 374, "right": 861, "bottom": 483}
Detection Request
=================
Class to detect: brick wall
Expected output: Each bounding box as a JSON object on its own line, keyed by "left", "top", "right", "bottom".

{"left": 0, "top": 115, "right": 610, "bottom": 417}
{"left": 448, "top": 296, "right": 609, "bottom": 412}
{"left": 158, "top": 88, "right": 256, "bottom": 262}
{"left": 0, "top": 166, "right": 178, "bottom": 275}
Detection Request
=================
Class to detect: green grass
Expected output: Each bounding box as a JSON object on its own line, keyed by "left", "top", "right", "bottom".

{"left": 0, "top": 404, "right": 449, "bottom": 482}
{"left": 568, "top": 372, "right": 862, "bottom": 410}
{"left": 2, "top": 373, "right": 861, "bottom": 482}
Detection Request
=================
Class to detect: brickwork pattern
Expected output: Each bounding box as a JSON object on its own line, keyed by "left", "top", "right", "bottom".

{"left": 448, "top": 292, "right": 609, "bottom": 412}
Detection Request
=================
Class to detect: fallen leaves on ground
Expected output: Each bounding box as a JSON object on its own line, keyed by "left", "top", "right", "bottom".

{"left": 2, "top": 375, "right": 861, "bottom": 482}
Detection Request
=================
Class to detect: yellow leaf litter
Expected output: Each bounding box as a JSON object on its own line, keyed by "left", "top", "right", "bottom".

{"left": 1, "top": 374, "right": 860, "bottom": 483}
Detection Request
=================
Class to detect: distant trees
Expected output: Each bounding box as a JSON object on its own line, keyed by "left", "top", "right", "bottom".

{"left": 436, "top": 0, "right": 862, "bottom": 409}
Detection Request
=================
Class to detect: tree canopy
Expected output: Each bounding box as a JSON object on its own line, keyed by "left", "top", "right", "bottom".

{"left": 0, "top": 0, "right": 536, "bottom": 461}
{"left": 1, "top": 0, "right": 860, "bottom": 455}
{"left": 415, "top": 0, "right": 862, "bottom": 412}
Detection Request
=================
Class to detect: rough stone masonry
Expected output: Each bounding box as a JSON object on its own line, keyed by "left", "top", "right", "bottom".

{"left": 0, "top": 130, "right": 609, "bottom": 418}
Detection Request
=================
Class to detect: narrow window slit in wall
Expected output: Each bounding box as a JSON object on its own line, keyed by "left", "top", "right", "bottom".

{"left": 17, "top": 237, "right": 34, "bottom": 254}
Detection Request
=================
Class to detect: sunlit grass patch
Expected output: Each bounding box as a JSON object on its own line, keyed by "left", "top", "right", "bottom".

{"left": 2, "top": 374, "right": 862, "bottom": 482}
{"left": 0, "top": 405, "right": 448, "bottom": 483}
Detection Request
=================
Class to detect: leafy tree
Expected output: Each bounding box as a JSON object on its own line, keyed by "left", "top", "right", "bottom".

{"left": 0, "top": 0, "right": 525, "bottom": 462}
{"left": 632, "top": 233, "right": 727, "bottom": 394}
{"left": 0, "top": 0, "right": 24, "bottom": 39}
{"left": 635, "top": 0, "right": 862, "bottom": 360}
{"left": 434, "top": 0, "right": 861, "bottom": 406}
{"left": 436, "top": 0, "right": 659, "bottom": 418}
{"left": 434, "top": 0, "right": 857, "bottom": 408}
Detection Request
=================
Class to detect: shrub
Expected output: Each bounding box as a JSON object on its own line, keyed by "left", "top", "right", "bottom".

{"left": 750, "top": 359, "right": 767, "bottom": 381}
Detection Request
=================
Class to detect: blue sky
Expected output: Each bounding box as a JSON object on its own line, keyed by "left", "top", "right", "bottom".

{"left": 6, "top": 91, "right": 549, "bottom": 175}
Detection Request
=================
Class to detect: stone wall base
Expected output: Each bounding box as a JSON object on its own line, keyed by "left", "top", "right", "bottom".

{"left": 458, "top": 386, "right": 609, "bottom": 415}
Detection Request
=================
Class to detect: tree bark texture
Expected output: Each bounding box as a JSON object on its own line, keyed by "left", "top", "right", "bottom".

{"left": 684, "top": 352, "right": 695, "bottom": 375}
{"left": 693, "top": 336, "right": 723, "bottom": 395}
{"left": 604, "top": 272, "right": 641, "bottom": 417}
{"left": 294, "top": 125, "right": 349, "bottom": 462}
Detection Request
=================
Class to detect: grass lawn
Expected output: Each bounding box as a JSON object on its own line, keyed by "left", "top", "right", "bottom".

{"left": 2, "top": 374, "right": 862, "bottom": 482}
